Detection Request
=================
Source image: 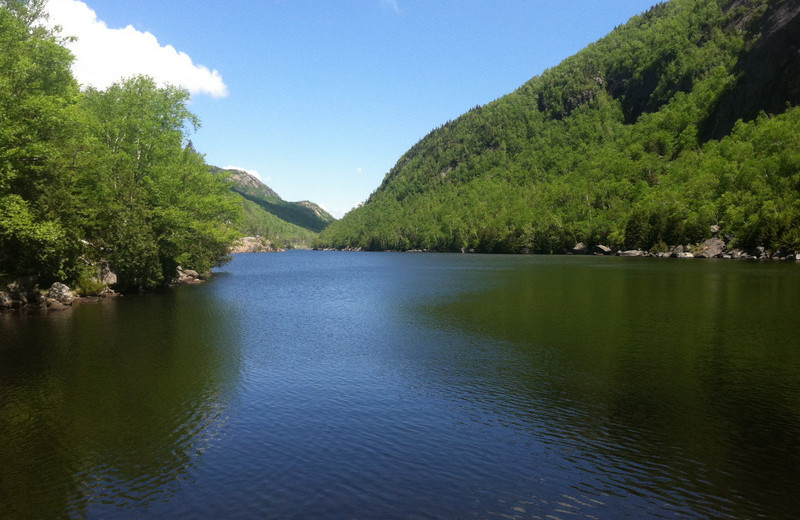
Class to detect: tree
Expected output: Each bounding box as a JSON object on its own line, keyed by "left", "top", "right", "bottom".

{"left": 0, "top": 2, "right": 80, "bottom": 281}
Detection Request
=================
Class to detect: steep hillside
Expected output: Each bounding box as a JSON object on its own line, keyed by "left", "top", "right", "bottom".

{"left": 211, "top": 166, "right": 336, "bottom": 248}
{"left": 317, "top": 0, "right": 800, "bottom": 255}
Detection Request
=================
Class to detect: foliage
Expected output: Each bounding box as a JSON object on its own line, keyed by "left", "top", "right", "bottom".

{"left": 0, "top": 4, "right": 242, "bottom": 290}
{"left": 317, "top": 0, "right": 800, "bottom": 255}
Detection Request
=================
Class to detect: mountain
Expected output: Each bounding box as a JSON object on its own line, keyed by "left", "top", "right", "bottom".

{"left": 317, "top": 0, "right": 800, "bottom": 256}
{"left": 211, "top": 166, "right": 335, "bottom": 248}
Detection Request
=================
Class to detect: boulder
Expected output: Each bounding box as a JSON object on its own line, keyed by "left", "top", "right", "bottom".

{"left": 47, "top": 283, "right": 75, "bottom": 305}
{"left": 699, "top": 238, "right": 726, "bottom": 258}
{"left": 618, "top": 250, "right": 645, "bottom": 257}
{"left": 101, "top": 264, "right": 118, "bottom": 286}
{"left": 676, "top": 252, "right": 695, "bottom": 258}
{"left": 175, "top": 266, "right": 203, "bottom": 285}
{"left": 593, "top": 244, "right": 613, "bottom": 255}
{"left": 0, "top": 291, "right": 12, "bottom": 308}
{"left": 572, "top": 242, "right": 587, "bottom": 255}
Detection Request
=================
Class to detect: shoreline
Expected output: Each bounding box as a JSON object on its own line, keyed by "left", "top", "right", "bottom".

{"left": 314, "top": 234, "right": 800, "bottom": 262}
{"left": 1, "top": 267, "right": 210, "bottom": 314}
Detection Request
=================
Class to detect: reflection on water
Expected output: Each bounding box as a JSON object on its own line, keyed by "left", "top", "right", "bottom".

{"left": 0, "top": 287, "right": 241, "bottom": 519}
{"left": 2, "top": 252, "right": 799, "bottom": 519}
{"left": 419, "top": 256, "right": 800, "bottom": 519}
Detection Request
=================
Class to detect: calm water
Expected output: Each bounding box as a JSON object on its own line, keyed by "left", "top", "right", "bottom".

{"left": 2, "top": 251, "right": 800, "bottom": 519}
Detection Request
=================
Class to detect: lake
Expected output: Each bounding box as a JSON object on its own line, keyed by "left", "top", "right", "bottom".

{"left": 2, "top": 251, "right": 799, "bottom": 519}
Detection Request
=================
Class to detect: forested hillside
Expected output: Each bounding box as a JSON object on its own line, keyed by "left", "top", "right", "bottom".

{"left": 212, "top": 166, "right": 335, "bottom": 248}
{"left": 317, "top": 0, "right": 800, "bottom": 256}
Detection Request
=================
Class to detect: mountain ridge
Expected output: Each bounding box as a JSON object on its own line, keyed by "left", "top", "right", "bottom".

{"left": 211, "top": 166, "right": 335, "bottom": 248}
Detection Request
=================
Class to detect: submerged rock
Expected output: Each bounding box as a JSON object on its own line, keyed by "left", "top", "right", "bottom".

{"left": 46, "top": 299, "right": 70, "bottom": 311}
{"left": 618, "top": 250, "right": 645, "bottom": 257}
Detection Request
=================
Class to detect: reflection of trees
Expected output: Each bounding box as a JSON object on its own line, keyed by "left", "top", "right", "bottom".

{"left": 421, "top": 257, "right": 800, "bottom": 519}
{"left": 0, "top": 286, "right": 241, "bottom": 519}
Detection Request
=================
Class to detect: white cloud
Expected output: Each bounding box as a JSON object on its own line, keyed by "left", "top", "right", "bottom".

{"left": 45, "top": 0, "right": 228, "bottom": 98}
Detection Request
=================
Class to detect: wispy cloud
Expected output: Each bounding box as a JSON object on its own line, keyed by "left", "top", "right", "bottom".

{"left": 380, "top": 0, "right": 400, "bottom": 13}
{"left": 45, "top": 0, "right": 228, "bottom": 98}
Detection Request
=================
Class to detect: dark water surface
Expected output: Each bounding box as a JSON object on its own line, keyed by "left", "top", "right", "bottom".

{"left": 2, "top": 251, "right": 799, "bottom": 519}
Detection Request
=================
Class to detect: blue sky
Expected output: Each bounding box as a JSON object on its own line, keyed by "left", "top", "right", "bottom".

{"left": 48, "top": 0, "right": 659, "bottom": 218}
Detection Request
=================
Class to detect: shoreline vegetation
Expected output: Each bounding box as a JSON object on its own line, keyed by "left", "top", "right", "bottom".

{"left": 318, "top": 225, "right": 800, "bottom": 261}
{"left": 5, "top": 235, "right": 798, "bottom": 313}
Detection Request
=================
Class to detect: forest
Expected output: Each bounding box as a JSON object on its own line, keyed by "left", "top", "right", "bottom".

{"left": 316, "top": 0, "right": 800, "bottom": 256}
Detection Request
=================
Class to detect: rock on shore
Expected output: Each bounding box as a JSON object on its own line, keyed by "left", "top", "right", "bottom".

{"left": 229, "top": 236, "right": 285, "bottom": 253}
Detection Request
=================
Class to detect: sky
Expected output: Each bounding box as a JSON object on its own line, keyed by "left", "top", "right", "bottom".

{"left": 45, "top": 0, "right": 659, "bottom": 218}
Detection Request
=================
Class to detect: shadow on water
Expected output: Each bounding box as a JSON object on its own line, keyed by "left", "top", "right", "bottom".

{"left": 414, "top": 256, "right": 800, "bottom": 519}
{"left": 0, "top": 284, "right": 243, "bottom": 519}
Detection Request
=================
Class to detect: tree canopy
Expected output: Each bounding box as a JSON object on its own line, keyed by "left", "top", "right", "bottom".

{"left": 0, "top": 3, "right": 241, "bottom": 291}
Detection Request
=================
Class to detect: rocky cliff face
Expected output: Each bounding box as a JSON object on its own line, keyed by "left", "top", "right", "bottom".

{"left": 227, "top": 169, "right": 280, "bottom": 199}
{"left": 704, "top": 0, "right": 800, "bottom": 138}
{"left": 229, "top": 236, "right": 284, "bottom": 253}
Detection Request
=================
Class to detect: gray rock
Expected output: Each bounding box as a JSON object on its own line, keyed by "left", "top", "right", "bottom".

{"left": 47, "top": 283, "right": 75, "bottom": 305}
{"left": 572, "top": 242, "right": 587, "bottom": 255}
{"left": 618, "top": 250, "right": 645, "bottom": 257}
{"left": 101, "top": 264, "right": 118, "bottom": 286}
{"left": 700, "top": 238, "right": 726, "bottom": 258}
{"left": 0, "top": 291, "right": 12, "bottom": 308}
{"left": 593, "top": 244, "right": 612, "bottom": 255}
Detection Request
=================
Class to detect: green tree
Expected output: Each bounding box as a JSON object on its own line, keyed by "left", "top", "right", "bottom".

{"left": 0, "top": 1, "right": 80, "bottom": 281}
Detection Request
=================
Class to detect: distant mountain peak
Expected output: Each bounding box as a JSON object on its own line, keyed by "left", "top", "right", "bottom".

{"left": 210, "top": 165, "right": 335, "bottom": 238}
